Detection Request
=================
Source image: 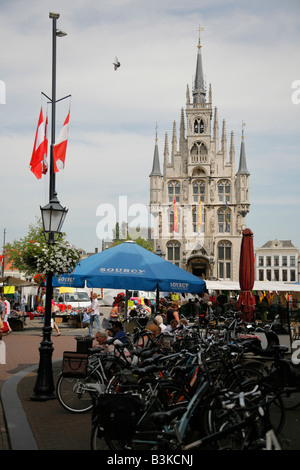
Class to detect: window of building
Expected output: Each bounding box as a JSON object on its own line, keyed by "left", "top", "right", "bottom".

{"left": 168, "top": 207, "right": 181, "bottom": 233}
{"left": 266, "top": 269, "right": 271, "bottom": 281}
{"left": 266, "top": 256, "right": 271, "bottom": 266}
{"left": 258, "top": 256, "right": 264, "bottom": 267}
{"left": 168, "top": 181, "right": 180, "bottom": 203}
{"left": 290, "top": 256, "right": 296, "bottom": 267}
{"left": 218, "top": 207, "right": 231, "bottom": 234}
{"left": 192, "top": 180, "right": 205, "bottom": 203}
{"left": 218, "top": 241, "right": 231, "bottom": 280}
{"left": 217, "top": 180, "right": 231, "bottom": 203}
{"left": 192, "top": 206, "right": 205, "bottom": 233}
{"left": 194, "top": 118, "right": 205, "bottom": 134}
{"left": 274, "top": 269, "right": 279, "bottom": 281}
{"left": 274, "top": 256, "right": 279, "bottom": 267}
{"left": 282, "top": 256, "right": 287, "bottom": 267}
{"left": 291, "top": 270, "right": 296, "bottom": 282}
{"left": 190, "top": 141, "right": 208, "bottom": 163}
{"left": 167, "top": 241, "right": 180, "bottom": 267}
{"left": 282, "top": 270, "right": 288, "bottom": 281}
{"left": 259, "top": 269, "right": 264, "bottom": 281}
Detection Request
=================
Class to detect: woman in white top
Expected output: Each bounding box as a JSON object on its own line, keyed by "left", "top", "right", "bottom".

{"left": 155, "top": 315, "right": 167, "bottom": 332}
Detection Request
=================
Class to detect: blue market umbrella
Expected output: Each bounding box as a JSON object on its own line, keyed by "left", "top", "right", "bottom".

{"left": 53, "top": 241, "right": 206, "bottom": 296}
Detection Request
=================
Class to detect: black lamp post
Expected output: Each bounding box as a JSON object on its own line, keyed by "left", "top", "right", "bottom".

{"left": 31, "top": 12, "right": 68, "bottom": 401}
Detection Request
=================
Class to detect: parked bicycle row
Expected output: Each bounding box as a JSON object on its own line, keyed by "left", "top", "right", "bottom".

{"left": 57, "top": 314, "right": 300, "bottom": 450}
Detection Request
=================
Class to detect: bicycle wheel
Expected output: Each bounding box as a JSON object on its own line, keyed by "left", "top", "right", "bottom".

{"left": 281, "top": 391, "right": 300, "bottom": 410}
{"left": 56, "top": 372, "right": 103, "bottom": 413}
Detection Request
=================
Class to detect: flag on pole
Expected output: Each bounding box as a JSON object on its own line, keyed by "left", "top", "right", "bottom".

{"left": 42, "top": 111, "right": 48, "bottom": 175}
{"left": 173, "top": 198, "right": 178, "bottom": 232}
{"left": 30, "top": 107, "right": 47, "bottom": 179}
{"left": 53, "top": 108, "right": 70, "bottom": 173}
{"left": 225, "top": 201, "right": 230, "bottom": 231}
{"left": 197, "top": 197, "right": 202, "bottom": 232}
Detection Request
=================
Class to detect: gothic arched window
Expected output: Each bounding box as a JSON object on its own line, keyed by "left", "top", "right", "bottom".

{"left": 218, "top": 241, "right": 232, "bottom": 279}
{"left": 167, "top": 240, "right": 181, "bottom": 267}
{"left": 190, "top": 141, "right": 208, "bottom": 163}
{"left": 218, "top": 206, "right": 231, "bottom": 233}
{"left": 193, "top": 118, "right": 205, "bottom": 134}
{"left": 192, "top": 205, "right": 205, "bottom": 233}
{"left": 218, "top": 180, "right": 231, "bottom": 202}
{"left": 168, "top": 206, "right": 181, "bottom": 233}
{"left": 168, "top": 180, "right": 180, "bottom": 203}
{"left": 192, "top": 180, "right": 205, "bottom": 203}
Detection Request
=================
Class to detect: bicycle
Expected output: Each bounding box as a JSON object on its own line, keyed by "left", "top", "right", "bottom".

{"left": 56, "top": 345, "right": 131, "bottom": 413}
{"left": 90, "top": 372, "right": 283, "bottom": 450}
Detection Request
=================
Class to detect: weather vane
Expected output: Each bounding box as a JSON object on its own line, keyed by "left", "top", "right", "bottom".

{"left": 241, "top": 120, "right": 246, "bottom": 138}
{"left": 198, "top": 26, "right": 204, "bottom": 47}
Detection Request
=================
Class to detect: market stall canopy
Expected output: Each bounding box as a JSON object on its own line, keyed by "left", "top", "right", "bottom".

{"left": 0, "top": 276, "right": 37, "bottom": 287}
{"left": 205, "top": 280, "right": 300, "bottom": 292}
{"left": 53, "top": 241, "right": 206, "bottom": 294}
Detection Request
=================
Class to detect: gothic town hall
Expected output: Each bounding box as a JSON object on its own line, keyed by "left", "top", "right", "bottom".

{"left": 149, "top": 36, "right": 250, "bottom": 282}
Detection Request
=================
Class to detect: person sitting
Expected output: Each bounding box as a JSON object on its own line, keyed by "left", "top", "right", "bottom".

{"left": 155, "top": 315, "right": 167, "bottom": 332}
{"left": 110, "top": 300, "right": 125, "bottom": 320}
{"left": 165, "top": 318, "right": 179, "bottom": 332}
{"left": 94, "top": 331, "right": 114, "bottom": 352}
{"left": 111, "top": 320, "right": 127, "bottom": 344}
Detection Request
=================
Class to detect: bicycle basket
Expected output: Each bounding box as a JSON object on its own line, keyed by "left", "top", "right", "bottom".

{"left": 61, "top": 351, "right": 88, "bottom": 378}
{"left": 96, "top": 394, "right": 143, "bottom": 439}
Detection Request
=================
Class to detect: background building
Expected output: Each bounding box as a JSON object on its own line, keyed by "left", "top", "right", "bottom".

{"left": 255, "top": 239, "right": 299, "bottom": 283}
{"left": 149, "top": 35, "right": 250, "bottom": 281}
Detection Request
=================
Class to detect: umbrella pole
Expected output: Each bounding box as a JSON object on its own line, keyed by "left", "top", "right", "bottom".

{"left": 124, "top": 290, "right": 128, "bottom": 332}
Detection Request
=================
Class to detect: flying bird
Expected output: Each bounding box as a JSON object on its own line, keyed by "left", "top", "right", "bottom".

{"left": 113, "top": 57, "right": 120, "bottom": 70}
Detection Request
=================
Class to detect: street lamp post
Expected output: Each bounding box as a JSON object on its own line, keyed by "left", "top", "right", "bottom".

{"left": 31, "top": 13, "right": 68, "bottom": 401}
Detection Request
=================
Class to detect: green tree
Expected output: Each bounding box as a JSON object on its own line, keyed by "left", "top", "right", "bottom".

{"left": 5, "top": 218, "right": 78, "bottom": 276}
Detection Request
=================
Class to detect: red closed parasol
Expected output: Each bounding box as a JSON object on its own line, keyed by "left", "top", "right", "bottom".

{"left": 237, "top": 228, "right": 256, "bottom": 322}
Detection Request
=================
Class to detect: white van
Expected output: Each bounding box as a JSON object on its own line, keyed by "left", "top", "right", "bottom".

{"left": 53, "top": 288, "right": 91, "bottom": 309}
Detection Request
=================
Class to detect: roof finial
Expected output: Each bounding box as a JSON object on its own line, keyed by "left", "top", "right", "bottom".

{"left": 155, "top": 122, "right": 158, "bottom": 142}
{"left": 198, "top": 26, "right": 204, "bottom": 48}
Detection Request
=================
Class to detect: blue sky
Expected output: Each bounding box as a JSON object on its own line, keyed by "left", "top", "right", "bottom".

{"left": 0, "top": 0, "right": 300, "bottom": 253}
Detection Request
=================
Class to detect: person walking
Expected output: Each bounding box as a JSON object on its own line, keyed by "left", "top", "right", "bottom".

{"left": 2, "top": 296, "right": 12, "bottom": 335}
{"left": 87, "top": 293, "right": 101, "bottom": 336}
{"left": 51, "top": 297, "right": 61, "bottom": 336}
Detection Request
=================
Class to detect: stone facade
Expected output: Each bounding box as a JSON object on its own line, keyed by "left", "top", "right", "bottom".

{"left": 255, "top": 239, "right": 299, "bottom": 283}
{"left": 149, "top": 37, "right": 250, "bottom": 281}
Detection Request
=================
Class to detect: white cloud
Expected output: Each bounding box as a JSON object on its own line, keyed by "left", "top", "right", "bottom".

{"left": 0, "top": 0, "right": 300, "bottom": 252}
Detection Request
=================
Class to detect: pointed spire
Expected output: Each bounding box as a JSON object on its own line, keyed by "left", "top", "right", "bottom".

{"left": 149, "top": 123, "right": 162, "bottom": 177}
{"left": 221, "top": 119, "right": 227, "bottom": 158}
{"left": 237, "top": 123, "right": 249, "bottom": 175}
{"left": 164, "top": 132, "right": 169, "bottom": 172}
{"left": 213, "top": 107, "right": 219, "bottom": 146}
{"left": 171, "top": 120, "right": 177, "bottom": 162}
{"left": 193, "top": 27, "right": 206, "bottom": 106}
{"left": 230, "top": 131, "right": 235, "bottom": 163}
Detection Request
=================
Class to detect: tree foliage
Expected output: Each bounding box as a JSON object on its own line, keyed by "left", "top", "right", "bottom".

{"left": 4, "top": 218, "right": 76, "bottom": 276}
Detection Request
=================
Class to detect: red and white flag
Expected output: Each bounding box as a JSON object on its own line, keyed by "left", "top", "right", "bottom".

{"left": 53, "top": 109, "right": 70, "bottom": 173}
{"left": 30, "top": 107, "right": 47, "bottom": 179}
{"left": 42, "top": 111, "right": 48, "bottom": 175}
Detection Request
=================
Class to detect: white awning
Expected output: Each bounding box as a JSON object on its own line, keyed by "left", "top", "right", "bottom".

{"left": 205, "top": 280, "right": 300, "bottom": 292}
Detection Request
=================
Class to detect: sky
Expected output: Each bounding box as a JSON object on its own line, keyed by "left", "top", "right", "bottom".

{"left": 1, "top": 0, "right": 300, "bottom": 254}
